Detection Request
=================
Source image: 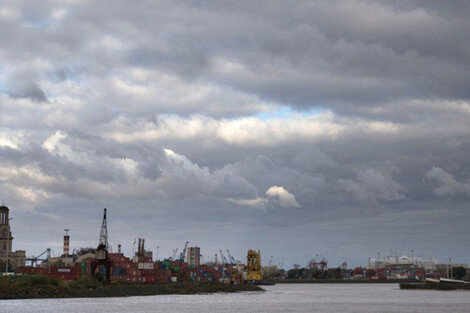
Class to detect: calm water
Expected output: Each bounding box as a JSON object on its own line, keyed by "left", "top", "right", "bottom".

{"left": 1, "top": 284, "right": 469, "bottom": 313}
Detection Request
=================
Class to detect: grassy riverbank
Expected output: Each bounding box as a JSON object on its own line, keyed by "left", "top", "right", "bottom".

{"left": 0, "top": 275, "right": 263, "bottom": 299}
{"left": 272, "top": 278, "right": 412, "bottom": 284}
{"left": 400, "top": 282, "right": 470, "bottom": 291}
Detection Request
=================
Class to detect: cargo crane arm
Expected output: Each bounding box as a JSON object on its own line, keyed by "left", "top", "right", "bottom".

{"left": 172, "top": 248, "right": 178, "bottom": 260}
{"left": 178, "top": 241, "right": 189, "bottom": 262}
{"left": 219, "top": 249, "right": 228, "bottom": 264}
{"left": 226, "top": 249, "right": 235, "bottom": 264}
{"left": 26, "top": 248, "right": 51, "bottom": 266}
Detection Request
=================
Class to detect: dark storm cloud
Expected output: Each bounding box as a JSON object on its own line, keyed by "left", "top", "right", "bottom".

{"left": 0, "top": 0, "right": 469, "bottom": 267}
{"left": 8, "top": 83, "right": 47, "bottom": 102}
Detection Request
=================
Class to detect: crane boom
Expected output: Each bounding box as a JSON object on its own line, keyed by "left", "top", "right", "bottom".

{"left": 219, "top": 249, "right": 228, "bottom": 264}
{"left": 226, "top": 249, "right": 235, "bottom": 264}
{"left": 178, "top": 241, "right": 189, "bottom": 262}
{"left": 26, "top": 248, "right": 51, "bottom": 267}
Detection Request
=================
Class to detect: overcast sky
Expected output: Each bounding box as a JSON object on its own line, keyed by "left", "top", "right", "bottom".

{"left": 1, "top": 0, "right": 470, "bottom": 268}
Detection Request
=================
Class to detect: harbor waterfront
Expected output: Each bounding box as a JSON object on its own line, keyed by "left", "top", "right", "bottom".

{"left": 1, "top": 284, "right": 469, "bottom": 313}
{"left": 0, "top": 275, "right": 262, "bottom": 300}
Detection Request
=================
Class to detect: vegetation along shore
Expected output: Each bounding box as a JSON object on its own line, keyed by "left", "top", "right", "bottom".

{"left": 0, "top": 275, "right": 263, "bottom": 300}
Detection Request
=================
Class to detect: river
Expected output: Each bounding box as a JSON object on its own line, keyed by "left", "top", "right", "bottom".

{"left": 1, "top": 283, "right": 469, "bottom": 312}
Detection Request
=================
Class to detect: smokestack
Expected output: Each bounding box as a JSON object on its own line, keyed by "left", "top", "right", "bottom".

{"left": 142, "top": 239, "right": 145, "bottom": 253}
{"left": 63, "top": 229, "right": 70, "bottom": 256}
{"left": 138, "top": 238, "right": 142, "bottom": 255}
{"left": 118, "top": 244, "right": 122, "bottom": 254}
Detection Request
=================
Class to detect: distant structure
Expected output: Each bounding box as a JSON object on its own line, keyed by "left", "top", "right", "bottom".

{"left": 98, "top": 208, "right": 109, "bottom": 251}
{"left": 0, "top": 205, "right": 25, "bottom": 270}
{"left": 370, "top": 254, "right": 437, "bottom": 270}
{"left": 187, "top": 246, "right": 200, "bottom": 266}
{"left": 63, "top": 229, "right": 70, "bottom": 256}
{"left": 246, "top": 249, "right": 262, "bottom": 281}
{"left": 134, "top": 238, "right": 153, "bottom": 261}
{"left": 92, "top": 208, "right": 111, "bottom": 281}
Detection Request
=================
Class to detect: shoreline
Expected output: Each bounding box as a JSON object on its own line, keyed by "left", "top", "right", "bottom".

{"left": 271, "top": 279, "right": 412, "bottom": 284}
{"left": 0, "top": 275, "right": 263, "bottom": 300}
{"left": 400, "top": 282, "right": 470, "bottom": 291}
{"left": 64, "top": 283, "right": 264, "bottom": 299}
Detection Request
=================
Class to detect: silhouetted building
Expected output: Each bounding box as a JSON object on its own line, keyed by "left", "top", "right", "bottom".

{"left": 0, "top": 205, "right": 25, "bottom": 269}
{"left": 187, "top": 246, "right": 200, "bottom": 266}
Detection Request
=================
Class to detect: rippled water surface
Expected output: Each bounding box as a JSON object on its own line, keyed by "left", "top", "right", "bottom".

{"left": 2, "top": 284, "right": 469, "bottom": 313}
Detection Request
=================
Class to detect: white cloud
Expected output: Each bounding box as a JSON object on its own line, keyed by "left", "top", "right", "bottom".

{"left": 102, "top": 112, "right": 409, "bottom": 147}
{"left": 0, "top": 130, "right": 24, "bottom": 149}
{"left": 0, "top": 7, "right": 19, "bottom": 20}
{"left": 41, "top": 130, "right": 67, "bottom": 153}
{"left": 265, "top": 185, "right": 301, "bottom": 208}
{"left": 228, "top": 185, "right": 300, "bottom": 208}
{"left": 227, "top": 197, "right": 267, "bottom": 208}
{"left": 426, "top": 167, "right": 470, "bottom": 197}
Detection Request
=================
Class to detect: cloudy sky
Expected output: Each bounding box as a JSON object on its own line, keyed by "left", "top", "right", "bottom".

{"left": 1, "top": 0, "right": 469, "bottom": 267}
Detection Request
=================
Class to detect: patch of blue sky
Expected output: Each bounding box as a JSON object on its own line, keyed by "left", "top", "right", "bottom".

{"left": 256, "top": 106, "right": 326, "bottom": 121}
{"left": 23, "top": 18, "right": 51, "bottom": 29}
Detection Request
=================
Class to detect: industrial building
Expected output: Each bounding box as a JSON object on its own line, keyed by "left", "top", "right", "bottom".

{"left": 370, "top": 255, "right": 437, "bottom": 271}
{"left": 0, "top": 205, "right": 25, "bottom": 270}
{"left": 187, "top": 246, "right": 200, "bottom": 266}
{"left": 14, "top": 208, "right": 251, "bottom": 285}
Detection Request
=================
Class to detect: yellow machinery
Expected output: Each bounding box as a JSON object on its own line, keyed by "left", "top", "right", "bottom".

{"left": 246, "top": 250, "right": 262, "bottom": 281}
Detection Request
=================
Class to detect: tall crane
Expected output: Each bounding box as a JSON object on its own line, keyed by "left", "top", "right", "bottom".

{"left": 226, "top": 249, "right": 235, "bottom": 264}
{"left": 178, "top": 241, "right": 189, "bottom": 262}
{"left": 98, "top": 208, "right": 109, "bottom": 250}
{"left": 95, "top": 208, "right": 110, "bottom": 260}
{"left": 219, "top": 249, "right": 228, "bottom": 264}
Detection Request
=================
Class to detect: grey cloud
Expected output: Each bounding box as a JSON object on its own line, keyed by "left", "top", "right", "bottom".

{"left": 1, "top": 0, "right": 470, "bottom": 267}
{"left": 8, "top": 83, "right": 48, "bottom": 102}
{"left": 337, "top": 167, "right": 404, "bottom": 202}
{"left": 426, "top": 166, "right": 470, "bottom": 197}
{"left": 1, "top": 0, "right": 468, "bottom": 118}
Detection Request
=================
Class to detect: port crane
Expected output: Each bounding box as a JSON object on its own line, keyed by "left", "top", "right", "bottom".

{"left": 26, "top": 248, "right": 51, "bottom": 267}
{"left": 172, "top": 248, "right": 178, "bottom": 260}
{"left": 308, "top": 258, "right": 328, "bottom": 271}
{"left": 98, "top": 208, "right": 109, "bottom": 251}
{"left": 219, "top": 249, "right": 228, "bottom": 264}
{"left": 178, "top": 241, "right": 189, "bottom": 262}
{"left": 226, "top": 249, "right": 235, "bottom": 264}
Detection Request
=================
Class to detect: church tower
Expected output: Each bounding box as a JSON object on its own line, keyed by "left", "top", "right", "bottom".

{"left": 0, "top": 205, "right": 25, "bottom": 270}
{"left": 0, "top": 205, "right": 13, "bottom": 258}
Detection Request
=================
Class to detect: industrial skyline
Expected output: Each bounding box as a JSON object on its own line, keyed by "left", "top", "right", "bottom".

{"left": 0, "top": 1, "right": 469, "bottom": 269}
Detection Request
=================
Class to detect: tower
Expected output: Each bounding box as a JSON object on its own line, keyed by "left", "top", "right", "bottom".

{"left": 187, "top": 246, "right": 201, "bottom": 266}
{"left": 63, "top": 229, "right": 70, "bottom": 256}
{"left": 0, "top": 205, "right": 25, "bottom": 270}
{"left": 0, "top": 205, "right": 12, "bottom": 257}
